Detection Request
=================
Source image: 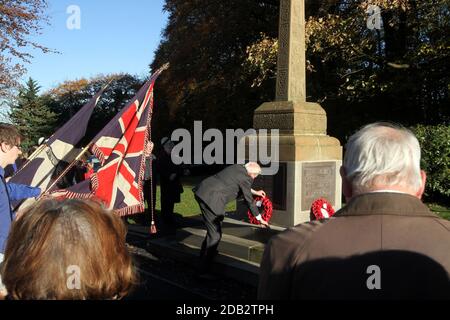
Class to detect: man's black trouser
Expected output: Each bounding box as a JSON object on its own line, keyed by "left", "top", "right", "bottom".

{"left": 195, "top": 196, "right": 224, "bottom": 273}
{"left": 161, "top": 196, "right": 175, "bottom": 224}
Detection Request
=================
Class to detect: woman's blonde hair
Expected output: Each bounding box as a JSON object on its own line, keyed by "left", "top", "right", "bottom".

{"left": 1, "top": 199, "right": 137, "bottom": 300}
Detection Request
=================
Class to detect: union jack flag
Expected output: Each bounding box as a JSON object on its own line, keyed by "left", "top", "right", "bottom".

{"left": 63, "top": 65, "right": 167, "bottom": 215}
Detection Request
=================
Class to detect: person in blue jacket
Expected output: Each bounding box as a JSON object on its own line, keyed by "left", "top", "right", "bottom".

{"left": 0, "top": 124, "right": 41, "bottom": 297}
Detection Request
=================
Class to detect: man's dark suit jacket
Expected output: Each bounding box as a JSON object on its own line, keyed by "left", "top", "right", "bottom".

{"left": 195, "top": 164, "right": 259, "bottom": 217}
{"left": 258, "top": 193, "right": 450, "bottom": 299}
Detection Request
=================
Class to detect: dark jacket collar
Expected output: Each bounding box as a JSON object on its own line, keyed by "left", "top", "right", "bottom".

{"left": 336, "top": 192, "right": 436, "bottom": 218}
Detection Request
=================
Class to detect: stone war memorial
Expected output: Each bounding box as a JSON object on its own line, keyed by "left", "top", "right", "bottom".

{"left": 239, "top": 0, "right": 343, "bottom": 227}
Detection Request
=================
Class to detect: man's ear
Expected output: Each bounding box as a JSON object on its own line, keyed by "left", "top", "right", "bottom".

{"left": 415, "top": 170, "right": 427, "bottom": 199}
{"left": 0, "top": 142, "right": 10, "bottom": 153}
{"left": 340, "top": 166, "right": 353, "bottom": 200}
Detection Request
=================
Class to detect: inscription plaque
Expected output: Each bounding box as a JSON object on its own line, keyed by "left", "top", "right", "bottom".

{"left": 301, "top": 162, "right": 336, "bottom": 211}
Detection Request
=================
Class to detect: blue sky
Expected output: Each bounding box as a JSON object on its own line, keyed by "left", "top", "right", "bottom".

{"left": 23, "top": 0, "right": 168, "bottom": 92}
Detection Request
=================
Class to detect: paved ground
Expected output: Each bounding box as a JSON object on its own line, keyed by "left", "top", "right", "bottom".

{"left": 125, "top": 218, "right": 258, "bottom": 300}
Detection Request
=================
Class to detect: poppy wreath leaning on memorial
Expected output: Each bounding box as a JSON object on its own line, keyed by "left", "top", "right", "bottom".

{"left": 247, "top": 196, "right": 273, "bottom": 225}
{"left": 310, "top": 198, "right": 335, "bottom": 220}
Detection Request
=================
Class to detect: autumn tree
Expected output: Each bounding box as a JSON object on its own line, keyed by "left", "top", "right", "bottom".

{"left": 244, "top": 0, "right": 450, "bottom": 138}
{"left": 9, "top": 78, "right": 57, "bottom": 153}
{"left": 0, "top": 0, "right": 51, "bottom": 98}
{"left": 150, "top": 0, "right": 280, "bottom": 139}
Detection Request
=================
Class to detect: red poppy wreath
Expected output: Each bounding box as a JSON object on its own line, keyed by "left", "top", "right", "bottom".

{"left": 248, "top": 196, "right": 273, "bottom": 225}
{"left": 310, "top": 198, "right": 335, "bottom": 220}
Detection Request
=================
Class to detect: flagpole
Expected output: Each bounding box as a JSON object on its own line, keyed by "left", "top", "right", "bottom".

{"left": 38, "top": 143, "right": 93, "bottom": 199}
{"left": 27, "top": 143, "right": 47, "bottom": 161}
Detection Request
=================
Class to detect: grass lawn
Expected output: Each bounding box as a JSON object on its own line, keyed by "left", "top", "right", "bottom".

{"left": 154, "top": 176, "right": 236, "bottom": 217}
{"left": 151, "top": 175, "right": 450, "bottom": 221}
{"left": 154, "top": 186, "right": 236, "bottom": 217}
{"left": 429, "top": 203, "right": 450, "bottom": 221}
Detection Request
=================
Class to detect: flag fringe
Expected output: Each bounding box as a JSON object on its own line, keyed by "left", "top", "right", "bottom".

{"left": 91, "top": 144, "right": 106, "bottom": 165}
{"left": 115, "top": 204, "right": 145, "bottom": 217}
{"left": 63, "top": 190, "right": 144, "bottom": 217}
{"left": 64, "top": 190, "right": 94, "bottom": 200}
{"left": 91, "top": 173, "right": 99, "bottom": 192}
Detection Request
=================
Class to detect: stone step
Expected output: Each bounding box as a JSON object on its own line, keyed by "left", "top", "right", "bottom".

{"left": 175, "top": 216, "right": 283, "bottom": 264}
{"left": 177, "top": 226, "right": 266, "bottom": 264}
{"left": 141, "top": 233, "right": 261, "bottom": 287}
{"left": 220, "top": 216, "right": 285, "bottom": 243}
{"left": 126, "top": 216, "right": 284, "bottom": 287}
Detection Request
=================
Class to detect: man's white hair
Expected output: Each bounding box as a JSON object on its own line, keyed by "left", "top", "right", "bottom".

{"left": 245, "top": 162, "right": 262, "bottom": 175}
{"left": 343, "top": 122, "right": 422, "bottom": 194}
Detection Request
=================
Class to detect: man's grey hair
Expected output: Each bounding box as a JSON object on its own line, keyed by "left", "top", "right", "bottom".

{"left": 343, "top": 122, "right": 422, "bottom": 194}
{"left": 245, "top": 162, "right": 262, "bottom": 175}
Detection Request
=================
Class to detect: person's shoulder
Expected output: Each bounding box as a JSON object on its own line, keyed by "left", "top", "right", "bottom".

{"left": 232, "top": 165, "right": 250, "bottom": 180}
{"left": 268, "top": 220, "right": 330, "bottom": 251}
{"left": 261, "top": 220, "right": 333, "bottom": 268}
{"left": 216, "top": 164, "right": 242, "bottom": 178}
{"left": 433, "top": 216, "right": 450, "bottom": 232}
{"left": 224, "top": 164, "right": 244, "bottom": 171}
{"left": 221, "top": 164, "right": 241, "bottom": 173}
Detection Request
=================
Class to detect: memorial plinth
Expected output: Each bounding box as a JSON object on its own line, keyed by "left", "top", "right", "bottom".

{"left": 242, "top": 101, "right": 342, "bottom": 227}
{"left": 237, "top": 0, "right": 342, "bottom": 228}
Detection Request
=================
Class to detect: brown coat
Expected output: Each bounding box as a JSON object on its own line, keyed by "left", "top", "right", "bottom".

{"left": 258, "top": 193, "right": 450, "bottom": 299}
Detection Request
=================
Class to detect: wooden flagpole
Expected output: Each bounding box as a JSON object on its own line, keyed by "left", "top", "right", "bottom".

{"left": 38, "top": 143, "right": 93, "bottom": 199}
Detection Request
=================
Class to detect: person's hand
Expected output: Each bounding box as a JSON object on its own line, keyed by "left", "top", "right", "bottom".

{"left": 254, "top": 190, "right": 266, "bottom": 198}
{"left": 49, "top": 191, "right": 68, "bottom": 198}
{"left": 40, "top": 191, "right": 68, "bottom": 199}
{"left": 259, "top": 219, "right": 269, "bottom": 228}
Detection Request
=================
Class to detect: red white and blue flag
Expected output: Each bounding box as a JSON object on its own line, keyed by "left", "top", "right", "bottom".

{"left": 63, "top": 65, "right": 167, "bottom": 215}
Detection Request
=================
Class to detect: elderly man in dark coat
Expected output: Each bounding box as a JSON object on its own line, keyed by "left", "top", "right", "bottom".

{"left": 258, "top": 122, "right": 450, "bottom": 299}
{"left": 194, "top": 162, "right": 269, "bottom": 275}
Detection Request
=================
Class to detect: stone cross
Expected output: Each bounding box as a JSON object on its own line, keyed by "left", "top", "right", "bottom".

{"left": 276, "top": 0, "right": 306, "bottom": 102}
{"left": 247, "top": 0, "right": 343, "bottom": 228}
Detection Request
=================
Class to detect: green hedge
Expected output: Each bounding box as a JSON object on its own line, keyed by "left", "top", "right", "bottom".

{"left": 411, "top": 124, "right": 450, "bottom": 204}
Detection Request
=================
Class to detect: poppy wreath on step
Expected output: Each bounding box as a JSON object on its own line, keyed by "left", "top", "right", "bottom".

{"left": 247, "top": 196, "right": 273, "bottom": 225}
{"left": 310, "top": 198, "right": 335, "bottom": 220}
